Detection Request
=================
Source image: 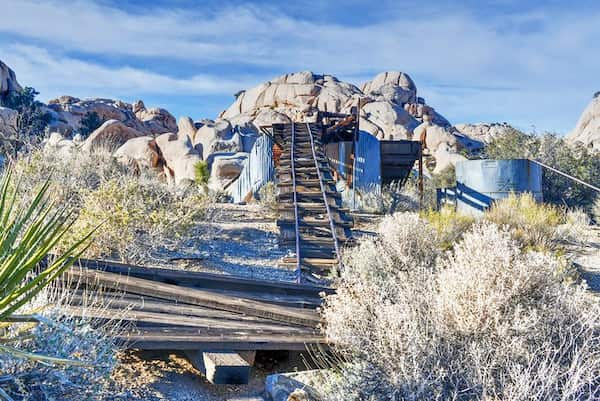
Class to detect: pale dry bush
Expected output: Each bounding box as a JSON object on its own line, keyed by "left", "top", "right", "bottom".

{"left": 322, "top": 214, "right": 600, "bottom": 401}
{"left": 555, "top": 209, "right": 593, "bottom": 246}
{"left": 257, "top": 181, "right": 279, "bottom": 216}
{"left": 0, "top": 284, "right": 128, "bottom": 400}
{"left": 355, "top": 181, "right": 421, "bottom": 214}
{"left": 10, "top": 147, "right": 129, "bottom": 209}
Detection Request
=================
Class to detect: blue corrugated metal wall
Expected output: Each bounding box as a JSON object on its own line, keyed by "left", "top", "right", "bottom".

{"left": 230, "top": 134, "right": 274, "bottom": 203}
{"left": 353, "top": 130, "right": 382, "bottom": 193}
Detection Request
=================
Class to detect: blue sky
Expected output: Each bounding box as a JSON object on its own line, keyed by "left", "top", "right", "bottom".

{"left": 1, "top": 0, "right": 599, "bottom": 134}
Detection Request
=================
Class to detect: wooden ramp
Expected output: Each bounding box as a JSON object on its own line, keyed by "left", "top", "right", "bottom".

{"left": 273, "top": 122, "right": 353, "bottom": 283}
{"left": 59, "top": 259, "right": 330, "bottom": 383}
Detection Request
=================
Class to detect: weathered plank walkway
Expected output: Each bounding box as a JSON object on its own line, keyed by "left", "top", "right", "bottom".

{"left": 60, "top": 258, "right": 330, "bottom": 353}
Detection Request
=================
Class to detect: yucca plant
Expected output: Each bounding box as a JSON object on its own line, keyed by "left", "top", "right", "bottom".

{"left": 0, "top": 169, "right": 93, "bottom": 366}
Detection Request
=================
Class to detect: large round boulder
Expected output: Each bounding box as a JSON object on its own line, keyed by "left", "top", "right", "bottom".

{"left": 155, "top": 132, "right": 202, "bottom": 185}
{"left": 114, "top": 136, "right": 162, "bottom": 171}
{"left": 81, "top": 120, "right": 145, "bottom": 153}
{"left": 0, "top": 60, "right": 22, "bottom": 96}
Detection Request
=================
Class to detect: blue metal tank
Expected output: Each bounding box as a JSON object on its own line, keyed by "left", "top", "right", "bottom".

{"left": 455, "top": 159, "right": 542, "bottom": 215}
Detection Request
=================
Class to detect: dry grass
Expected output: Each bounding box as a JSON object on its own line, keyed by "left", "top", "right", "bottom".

{"left": 357, "top": 181, "right": 422, "bottom": 214}
{"left": 321, "top": 213, "right": 600, "bottom": 401}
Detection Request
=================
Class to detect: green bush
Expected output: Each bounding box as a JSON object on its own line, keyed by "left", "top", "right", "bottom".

{"left": 194, "top": 160, "right": 210, "bottom": 187}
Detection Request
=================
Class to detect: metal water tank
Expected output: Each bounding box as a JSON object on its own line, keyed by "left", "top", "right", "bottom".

{"left": 455, "top": 159, "right": 542, "bottom": 215}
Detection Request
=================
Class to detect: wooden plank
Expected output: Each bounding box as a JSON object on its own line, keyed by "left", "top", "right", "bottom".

{"left": 72, "top": 258, "right": 332, "bottom": 297}
{"left": 68, "top": 268, "right": 321, "bottom": 327}
{"left": 120, "top": 327, "right": 327, "bottom": 350}
{"left": 62, "top": 305, "right": 319, "bottom": 334}
{"left": 65, "top": 278, "right": 323, "bottom": 309}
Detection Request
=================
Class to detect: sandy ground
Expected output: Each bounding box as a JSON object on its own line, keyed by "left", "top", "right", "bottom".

{"left": 163, "top": 203, "right": 296, "bottom": 282}
{"left": 571, "top": 227, "right": 600, "bottom": 295}
{"left": 112, "top": 350, "right": 313, "bottom": 401}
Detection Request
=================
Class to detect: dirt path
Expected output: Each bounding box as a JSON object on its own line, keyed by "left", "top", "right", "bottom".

{"left": 572, "top": 227, "right": 600, "bottom": 295}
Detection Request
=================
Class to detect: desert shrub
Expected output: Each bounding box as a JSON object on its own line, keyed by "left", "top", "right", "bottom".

{"left": 79, "top": 111, "right": 103, "bottom": 138}
{"left": 257, "top": 181, "right": 278, "bottom": 214}
{"left": 64, "top": 177, "right": 207, "bottom": 263}
{"left": 9, "top": 148, "right": 130, "bottom": 214}
{"left": 194, "top": 160, "right": 210, "bottom": 187}
{"left": 1, "top": 285, "right": 127, "bottom": 400}
{"left": 321, "top": 216, "right": 600, "bottom": 401}
{"left": 554, "top": 208, "right": 593, "bottom": 246}
{"left": 485, "top": 130, "right": 600, "bottom": 211}
{"left": 357, "top": 181, "right": 422, "bottom": 214}
{"left": 421, "top": 206, "right": 474, "bottom": 249}
{"left": 431, "top": 164, "right": 456, "bottom": 188}
{"left": 485, "top": 192, "right": 564, "bottom": 250}
{"left": 10, "top": 148, "right": 208, "bottom": 263}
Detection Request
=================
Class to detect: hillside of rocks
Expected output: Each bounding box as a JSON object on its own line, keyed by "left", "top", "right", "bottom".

{"left": 567, "top": 93, "right": 600, "bottom": 151}
{"left": 1, "top": 59, "right": 489, "bottom": 189}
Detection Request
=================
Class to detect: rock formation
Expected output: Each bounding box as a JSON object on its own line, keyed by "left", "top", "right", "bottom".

{"left": 113, "top": 136, "right": 162, "bottom": 172}
{"left": 46, "top": 96, "right": 177, "bottom": 136}
{"left": 0, "top": 60, "right": 21, "bottom": 97}
{"left": 567, "top": 94, "right": 600, "bottom": 151}
{"left": 81, "top": 120, "right": 145, "bottom": 153}
{"left": 220, "top": 70, "right": 470, "bottom": 173}
{"left": 2, "top": 57, "right": 488, "bottom": 188}
{"left": 454, "top": 122, "right": 515, "bottom": 144}
{"left": 154, "top": 132, "right": 202, "bottom": 185}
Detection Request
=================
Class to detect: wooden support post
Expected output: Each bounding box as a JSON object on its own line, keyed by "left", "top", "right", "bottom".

{"left": 418, "top": 141, "right": 424, "bottom": 209}
{"left": 186, "top": 350, "right": 255, "bottom": 385}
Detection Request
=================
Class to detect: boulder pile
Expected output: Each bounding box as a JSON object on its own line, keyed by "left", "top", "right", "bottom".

{"left": 2, "top": 57, "right": 491, "bottom": 188}
{"left": 454, "top": 122, "right": 516, "bottom": 144}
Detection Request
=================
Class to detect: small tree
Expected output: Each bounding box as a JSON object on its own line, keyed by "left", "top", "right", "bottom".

{"left": 194, "top": 160, "right": 210, "bottom": 188}
{"left": 0, "top": 87, "right": 51, "bottom": 157}
{"left": 78, "top": 111, "right": 103, "bottom": 138}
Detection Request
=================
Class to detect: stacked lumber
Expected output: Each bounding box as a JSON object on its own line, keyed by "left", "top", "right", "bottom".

{"left": 60, "top": 259, "right": 331, "bottom": 351}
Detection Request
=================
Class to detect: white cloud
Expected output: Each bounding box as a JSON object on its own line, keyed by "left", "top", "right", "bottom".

{"left": 1, "top": 44, "right": 257, "bottom": 100}
{"left": 0, "top": 0, "right": 599, "bottom": 130}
